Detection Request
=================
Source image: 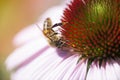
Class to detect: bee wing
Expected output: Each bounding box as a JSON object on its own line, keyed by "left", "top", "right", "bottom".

{"left": 44, "top": 17, "right": 53, "bottom": 29}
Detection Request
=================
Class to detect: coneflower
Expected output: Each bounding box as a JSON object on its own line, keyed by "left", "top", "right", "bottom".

{"left": 6, "top": 0, "right": 120, "bottom": 80}
{"left": 61, "top": 0, "right": 120, "bottom": 77}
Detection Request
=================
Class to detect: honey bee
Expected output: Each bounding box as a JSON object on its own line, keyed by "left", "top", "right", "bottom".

{"left": 37, "top": 17, "right": 67, "bottom": 48}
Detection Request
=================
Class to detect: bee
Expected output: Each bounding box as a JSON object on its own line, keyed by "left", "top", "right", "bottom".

{"left": 37, "top": 17, "right": 67, "bottom": 48}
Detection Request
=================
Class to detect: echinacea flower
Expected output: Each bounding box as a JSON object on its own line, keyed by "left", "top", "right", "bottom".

{"left": 61, "top": 0, "right": 120, "bottom": 78}
{"left": 6, "top": 0, "right": 120, "bottom": 80}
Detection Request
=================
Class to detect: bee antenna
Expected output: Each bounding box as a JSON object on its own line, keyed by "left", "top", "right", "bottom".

{"left": 36, "top": 24, "right": 42, "bottom": 31}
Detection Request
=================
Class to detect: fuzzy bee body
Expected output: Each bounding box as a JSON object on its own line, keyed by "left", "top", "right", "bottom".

{"left": 42, "top": 17, "right": 66, "bottom": 48}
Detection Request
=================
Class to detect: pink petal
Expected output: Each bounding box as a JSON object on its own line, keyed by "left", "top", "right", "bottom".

{"left": 112, "top": 58, "right": 120, "bottom": 80}
{"left": 86, "top": 61, "right": 104, "bottom": 80}
{"left": 6, "top": 36, "right": 49, "bottom": 71}
{"left": 105, "top": 59, "right": 120, "bottom": 80}
{"left": 86, "top": 59, "right": 120, "bottom": 80}
{"left": 39, "top": 55, "right": 79, "bottom": 80}
{"left": 69, "top": 59, "right": 87, "bottom": 80}
{"left": 11, "top": 48, "right": 67, "bottom": 80}
{"left": 13, "top": 24, "right": 42, "bottom": 47}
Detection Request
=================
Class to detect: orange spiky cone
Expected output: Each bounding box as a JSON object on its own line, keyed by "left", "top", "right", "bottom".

{"left": 61, "top": 0, "right": 120, "bottom": 65}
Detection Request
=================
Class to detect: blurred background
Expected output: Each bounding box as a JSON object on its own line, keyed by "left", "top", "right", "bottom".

{"left": 0, "top": 0, "right": 61, "bottom": 79}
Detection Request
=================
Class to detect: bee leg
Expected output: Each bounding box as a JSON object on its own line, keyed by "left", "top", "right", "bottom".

{"left": 56, "top": 39, "right": 66, "bottom": 48}
{"left": 49, "top": 32, "right": 58, "bottom": 37}
{"left": 52, "top": 23, "right": 63, "bottom": 28}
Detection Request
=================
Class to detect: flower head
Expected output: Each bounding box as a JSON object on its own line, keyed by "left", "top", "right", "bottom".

{"left": 5, "top": 0, "right": 120, "bottom": 80}
{"left": 61, "top": 0, "right": 120, "bottom": 63}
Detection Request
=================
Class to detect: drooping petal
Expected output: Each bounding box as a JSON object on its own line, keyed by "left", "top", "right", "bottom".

{"left": 6, "top": 34, "right": 49, "bottom": 71}
{"left": 69, "top": 59, "right": 87, "bottom": 80}
{"left": 86, "top": 61, "right": 106, "bottom": 80}
{"left": 86, "top": 58, "right": 120, "bottom": 80}
{"left": 105, "top": 59, "right": 120, "bottom": 80}
{"left": 36, "top": 54, "right": 79, "bottom": 80}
